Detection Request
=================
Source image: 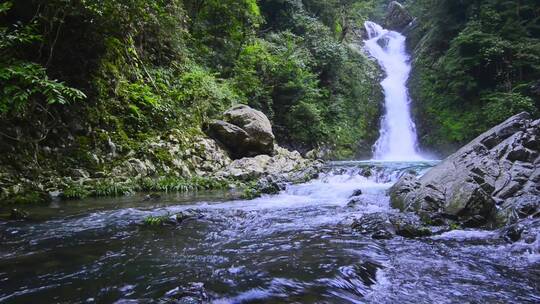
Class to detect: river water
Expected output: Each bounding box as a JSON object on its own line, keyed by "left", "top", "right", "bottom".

{"left": 1, "top": 161, "right": 539, "bottom": 303}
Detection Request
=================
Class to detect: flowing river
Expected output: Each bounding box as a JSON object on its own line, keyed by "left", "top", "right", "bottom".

{"left": 1, "top": 21, "right": 539, "bottom": 303}
{"left": 1, "top": 161, "right": 539, "bottom": 303}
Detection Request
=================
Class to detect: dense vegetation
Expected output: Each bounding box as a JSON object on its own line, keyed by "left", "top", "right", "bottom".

{"left": 407, "top": 0, "right": 540, "bottom": 153}
{"left": 0, "top": 0, "right": 384, "bottom": 175}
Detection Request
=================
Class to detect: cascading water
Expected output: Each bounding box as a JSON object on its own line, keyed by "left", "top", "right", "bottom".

{"left": 364, "top": 21, "right": 424, "bottom": 161}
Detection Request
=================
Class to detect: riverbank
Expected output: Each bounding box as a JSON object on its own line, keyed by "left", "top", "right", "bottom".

{"left": 0, "top": 105, "right": 323, "bottom": 207}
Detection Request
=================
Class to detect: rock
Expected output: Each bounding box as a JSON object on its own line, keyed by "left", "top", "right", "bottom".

{"left": 350, "top": 189, "right": 363, "bottom": 197}
{"left": 352, "top": 212, "right": 431, "bottom": 239}
{"left": 384, "top": 1, "right": 413, "bottom": 31}
{"left": 170, "top": 209, "right": 204, "bottom": 224}
{"left": 500, "top": 218, "right": 540, "bottom": 245}
{"left": 70, "top": 168, "right": 90, "bottom": 179}
{"left": 389, "top": 213, "right": 432, "bottom": 238}
{"left": 10, "top": 208, "right": 29, "bottom": 220}
{"left": 207, "top": 105, "right": 275, "bottom": 158}
{"left": 113, "top": 158, "right": 157, "bottom": 177}
{"left": 224, "top": 104, "right": 275, "bottom": 153}
{"left": 347, "top": 197, "right": 369, "bottom": 208}
{"left": 164, "top": 282, "right": 209, "bottom": 304}
{"left": 143, "top": 193, "right": 161, "bottom": 201}
{"left": 390, "top": 112, "right": 540, "bottom": 227}
{"left": 207, "top": 120, "right": 251, "bottom": 158}
{"left": 216, "top": 145, "right": 322, "bottom": 184}
{"left": 352, "top": 213, "right": 395, "bottom": 239}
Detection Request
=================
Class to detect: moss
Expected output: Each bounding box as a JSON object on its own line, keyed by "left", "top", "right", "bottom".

{"left": 143, "top": 214, "right": 171, "bottom": 226}
{"left": 241, "top": 186, "right": 262, "bottom": 200}
{"left": 449, "top": 222, "right": 461, "bottom": 230}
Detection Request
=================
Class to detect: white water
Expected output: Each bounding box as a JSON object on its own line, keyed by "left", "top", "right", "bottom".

{"left": 364, "top": 21, "right": 424, "bottom": 161}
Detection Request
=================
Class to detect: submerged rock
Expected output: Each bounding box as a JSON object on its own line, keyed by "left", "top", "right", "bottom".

{"left": 390, "top": 112, "right": 540, "bottom": 228}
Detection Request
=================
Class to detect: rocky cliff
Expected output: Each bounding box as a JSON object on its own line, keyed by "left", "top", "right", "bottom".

{"left": 390, "top": 112, "right": 539, "bottom": 228}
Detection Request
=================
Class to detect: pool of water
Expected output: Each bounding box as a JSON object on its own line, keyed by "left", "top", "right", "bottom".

{"left": 1, "top": 161, "right": 538, "bottom": 303}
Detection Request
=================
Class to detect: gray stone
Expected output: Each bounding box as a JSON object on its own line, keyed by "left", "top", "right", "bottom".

{"left": 384, "top": 1, "right": 413, "bottom": 31}
{"left": 390, "top": 112, "right": 540, "bottom": 227}
{"left": 207, "top": 104, "right": 275, "bottom": 158}
{"left": 352, "top": 212, "right": 431, "bottom": 239}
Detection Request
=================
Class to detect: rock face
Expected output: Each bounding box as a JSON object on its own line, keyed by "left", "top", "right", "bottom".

{"left": 390, "top": 112, "right": 540, "bottom": 228}
{"left": 207, "top": 105, "right": 275, "bottom": 159}
{"left": 384, "top": 1, "right": 413, "bottom": 32}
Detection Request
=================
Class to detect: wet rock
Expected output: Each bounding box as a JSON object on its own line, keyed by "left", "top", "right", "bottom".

{"left": 352, "top": 212, "right": 432, "bottom": 239}
{"left": 164, "top": 282, "right": 209, "bottom": 304}
{"left": 347, "top": 197, "right": 369, "bottom": 208}
{"left": 256, "top": 176, "right": 284, "bottom": 195}
{"left": 10, "top": 208, "right": 29, "bottom": 220}
{"left": 207, "top": 104, "right": 275, "bottom": 158}
{"left": 500, "top": 218, "right": 540, "bottom": 244}
{"left": 384, "top": 1, "right": 413, "bottom": 31}
{"left": 143, "top": 193, "right": 161, "bottom": 201}
{"left": 170, "top": 209, "right": 204, "bottom": 224}
{"left": 352, "top": 213, "right": 395, "bottom": 239}
{"left": 390, "top": 113, "right": 540, "bottom": 228}
{"left": 350, "top": 189, "right": 363, "bottom": 197}
{"left": 389, "top": 213, "right": 432, "bottom": 238}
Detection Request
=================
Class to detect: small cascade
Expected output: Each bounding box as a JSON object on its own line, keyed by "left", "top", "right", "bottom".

{"left": 364, "top": 21, "right": 424, "bottom": 161}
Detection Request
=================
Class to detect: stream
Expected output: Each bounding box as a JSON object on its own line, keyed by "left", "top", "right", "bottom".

{"left": 1, "top": 161, "right": 539, "bottom": 303}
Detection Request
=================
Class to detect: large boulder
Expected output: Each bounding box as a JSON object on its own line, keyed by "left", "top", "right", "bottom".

{"left": 384, "top": 1, "right": 413, "bottom": 32}
{"left": 390, "top": 112, "right": 540, "bottom": 228}
{"left": 207, "top": 105, "right": 275, "bottom": 158}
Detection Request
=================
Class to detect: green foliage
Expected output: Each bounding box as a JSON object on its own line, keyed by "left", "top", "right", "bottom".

{"left": 0, "top": 1, "right": 86, "bottom": 117}
{"left": 408, "top": 0, "right": 540, "bottom": 152}
{"left": 139, "top": 176, "right": 230, "bottom": 193}
{"left": 232, "top": 3, "right": 382, "bottom": 155}
{"left": 0, "top": 0, "right": 383, "bottom": 195}
{"left": 143, "top": 214, "right": 170, "bottom": 226}
{"left": 0, "top": 62, "right": 86, "bottom": 115}
{"left": 62, "top": 183, "right": 91, "bottom": 199}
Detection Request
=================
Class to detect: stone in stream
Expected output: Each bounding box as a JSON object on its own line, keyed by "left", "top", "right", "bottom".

{"left": 170, "top": 209, "right": 204, "bottom": 224}
{"left": 352, "top": 212, "right": 431, "bottom": 239}
{"left": 164, "top": 282, "right": 209, "bottom": 304}
{"left": 500, "top": 218, "right": 540, "bottom": 244}
{"left": 350, "top": 189, "right": 363, "bottom": 197}
{"left": 10, "top": 208, "right": 30, "bottom": 221}
{"left": 389, "top": 112, "right": 540, "bottom": 228}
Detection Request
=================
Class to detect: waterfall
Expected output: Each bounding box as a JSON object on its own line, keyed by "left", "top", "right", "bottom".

{"left": 364, "top": 21, "right": 424, "bottom": 161}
